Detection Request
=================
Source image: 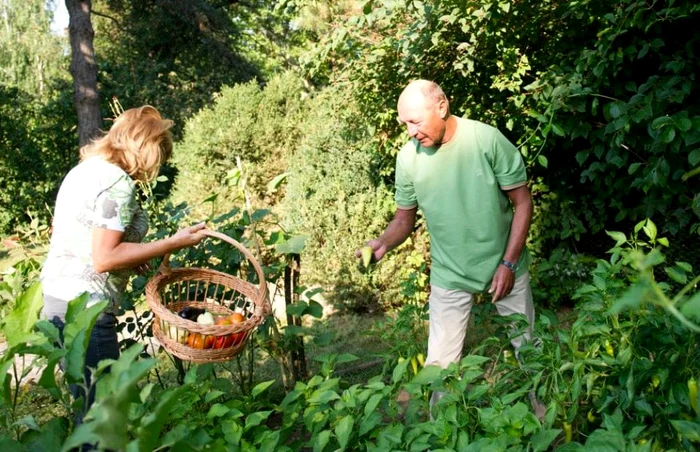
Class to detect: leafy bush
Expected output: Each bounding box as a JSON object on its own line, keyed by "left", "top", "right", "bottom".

{"left": 0, "top": 84, "right": 76, "bottom": 234}
{"left": 169, "top": 71, "right": 309, "bottom": 217}
{"left": 281, "top": 84, "right": 424, "bottom": 312}
{"left": 530, "top": 246, "right": 595, "bottom": 310}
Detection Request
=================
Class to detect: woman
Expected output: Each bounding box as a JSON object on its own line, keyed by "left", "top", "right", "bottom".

{"left": 40, "top": 105, "right": 206, "bottom": 420}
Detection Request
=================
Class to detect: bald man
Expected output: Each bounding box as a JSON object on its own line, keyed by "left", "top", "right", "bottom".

{"left": 358, "top": 79, "right": 537, "bottom": 411}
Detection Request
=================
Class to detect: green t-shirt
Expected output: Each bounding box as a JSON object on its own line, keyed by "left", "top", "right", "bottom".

{"left": 395, "top": 117, "right": 530, "bottom": 292}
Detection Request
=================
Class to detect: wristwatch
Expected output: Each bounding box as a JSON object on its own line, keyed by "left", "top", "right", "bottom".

{"left": 500, "top": 259, "right": 518, "bottom": 273}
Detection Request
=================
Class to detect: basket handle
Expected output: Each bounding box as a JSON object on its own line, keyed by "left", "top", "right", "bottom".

{"left": 158, "top": 230, "right": 268, "bottom": 298}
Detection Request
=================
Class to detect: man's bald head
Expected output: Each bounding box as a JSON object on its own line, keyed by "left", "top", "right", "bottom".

{"left": 398, "top": 80, "right": 450, "bottom": 116}
{"left": 397, "top": 80, "right": 455, "bottom": 147}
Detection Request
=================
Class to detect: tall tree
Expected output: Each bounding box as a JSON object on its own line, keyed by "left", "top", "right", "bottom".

{"left": 66, "top": 0, "right": 101, "bottom": 148}
{"left": 0, "top": 0, "right": 67, "bottom": 97}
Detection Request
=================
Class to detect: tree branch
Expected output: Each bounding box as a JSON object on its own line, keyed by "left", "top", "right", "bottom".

{"left": 91, "top": 9, "right": 121, "bottom": 27}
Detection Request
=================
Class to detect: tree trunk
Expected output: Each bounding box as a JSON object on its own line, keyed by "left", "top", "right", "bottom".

{"left": 285, "top": 253, "right": 307, "bottom": 384}
{"left": 66, "top": 0, "right": 101, "bottom": 149}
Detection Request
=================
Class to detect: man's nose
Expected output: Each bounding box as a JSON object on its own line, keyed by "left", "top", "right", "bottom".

{"left": 407, "top": 124, "right": 418, "bottom": 136}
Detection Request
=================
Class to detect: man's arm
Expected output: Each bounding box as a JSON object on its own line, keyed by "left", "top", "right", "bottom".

{"left": 356, "top": 207, "right": 417, "bottom": 262}
{"left": 489, "top": 185, "right": 533, "bottom": 301}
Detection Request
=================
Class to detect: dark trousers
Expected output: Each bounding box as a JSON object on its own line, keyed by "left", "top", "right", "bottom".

{"left": 50, "top": 313, "right": 120, "bottom": 424}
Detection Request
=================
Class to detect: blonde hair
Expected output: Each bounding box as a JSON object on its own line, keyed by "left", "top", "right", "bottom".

{"left": 81, "top": 105, "right": 173, "bottom": 182}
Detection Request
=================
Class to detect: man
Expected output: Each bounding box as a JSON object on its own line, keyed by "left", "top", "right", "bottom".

{"left": 358, "top": 79, "right": 536, "bottom": 409}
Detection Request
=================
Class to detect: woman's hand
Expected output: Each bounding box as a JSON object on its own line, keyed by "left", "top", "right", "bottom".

{"left": 134, "top": 262, "right": 151, "bottom": 275}
{"left": 169, "top": 222, "right": 208, "bottom": 251}
{"left": 92, "top": 222, "right": 208, "bottom": 273}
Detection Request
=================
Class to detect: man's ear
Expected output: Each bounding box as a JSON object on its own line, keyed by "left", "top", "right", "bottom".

{"left": 438, "top": 99, "right": 448, "bottom": 119}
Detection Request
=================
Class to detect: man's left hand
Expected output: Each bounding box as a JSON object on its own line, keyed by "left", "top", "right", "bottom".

{"left": 488, "top": 265, "right": 515, "bottom": 302}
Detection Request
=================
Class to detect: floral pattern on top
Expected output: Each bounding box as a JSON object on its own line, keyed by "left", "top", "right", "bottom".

{"left": 41, "top": 156, "right": 149, "bottom": 318}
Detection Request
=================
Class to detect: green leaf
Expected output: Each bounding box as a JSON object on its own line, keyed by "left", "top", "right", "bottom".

{"left": 642, "top": 220, "right": 657, "bottom": 241}
{"left": 245, "top": 411, "right": 272, "bottom": 430}
{"left": 359, "top": 411, "right": 382, "bottom": 436}
{"left": 65, "top": 292, "right": 89, "bottom": 324}
{"left": 335, "top": 415, "right": 354, "bottom": 449}
{"left": 537, "top": 155, "right": 548, "bottom": 168}
{"left": 551, "top": 124, "right": 565, "bottom": 137}
{"left": 252, "top": 380, "right": 275, "bottom": 398}
{"left": 410, "top": 364, "right": 441, "bottom": 385}
{"left": 677, "top": 262, "right": 693, "bottom": 272}
{"left": 670, "top": 420, "right": 700, "bottom": 442}
{"left": 530, "top": 428, "right": 561, "bottom": 452}
{"left": 689, "top": 149, "right": 700, "bottom": 166}
{"left": 681, "top": 292, "right": 700, "bottom": 321}
{"left": 307, "top": 300, "right": 324, "bottom": 319}
{"left": 651, "top": 116, "right": 673, "bottom": 129}
{"left": 664, "top": 267, "right": 687, "bottom": 284}
{"left": 267, "top": 172, "right": 290, "bottom": 193}
{"left": 202, "top": 193, "right": 219, "bottom": 203}
{"left": 134, "top": 385, "right": 190, "bottom": 452}
{"left": 38, "top": 353, "right": 64, "bottom": 398}
{"left": 379, "top": 423, "right": 404, "bottom": 443}
{"left": 63, "top": 329, "right": 88, "bottom": 384}
{"left": 313, "top": 429, "right": 330, "bottom": 452}
{"left": 286, "top": 301, "right": 310, "bottom": 317}
{"left": 659, "top": 127, "right": 676, "bottom": 143}
{"left": 391, "top": 358, "right": 410, "bottom": 384}
{"left": 63, "top": 344, "right": 154, "bottom": 452}
{"left": 21, "top": 416, "right": 69, "bottom": 451}
{"left": 605, "top": 230, "right": 627, "bottom": 246}
{"left": 608, "top": 283, "right": 649, "bottom": 315}
{"left": 364, "top": 394, "right": 383, "bottom": 417}
{"left": 308, "top": 390, "right": 340, "bottom": 405}
{"left": 609, "top": 103, "right": 622, "bottom": 119}
{"left": 204, "top": 390, "right": 225, "bottom": 403}
{"left": 633, "top": 399, "right": 653, "bottom": 417}
{"left": 336, "top": 353, "right": 359, "bottom": 364}
{"left": 275, "top": 235, "right": 307, "bottom": 255}
{"left": 628, "top": 162, "right": 642, "bottom": 175}
{"left": 207, "top": 403, "right": 230, "bottom": 419}
{"left": 584, "top": 429, "right": 626, "bottom": 451}
{"left": 2, "top": 282, "right": 43, "bottom": 347}
{"left": 575, "top": 151, "right": 589, "bottom": 166}
{"left": 250, "top": 209, "right": 271, "bottom": 222}
{"left": 459, "top": 355, "right": 490, "bottom": 368}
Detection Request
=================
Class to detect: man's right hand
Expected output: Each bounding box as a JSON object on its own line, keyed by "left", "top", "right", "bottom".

{"left": 355, "top": 239, "right": 387, "bottom": 264}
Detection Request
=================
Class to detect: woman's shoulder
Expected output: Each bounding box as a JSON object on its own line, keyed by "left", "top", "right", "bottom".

{"left": 76, "top": 156, "right": 133, "bottom": 187}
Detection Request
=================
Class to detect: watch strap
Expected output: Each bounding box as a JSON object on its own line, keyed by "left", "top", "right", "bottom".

{"left": 501, "top": 259, "right": 517, "bottom": 273}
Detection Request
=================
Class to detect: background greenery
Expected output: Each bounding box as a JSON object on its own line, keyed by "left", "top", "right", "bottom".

{"left": 1, "top": 0, "right": 700, "bottom": 450}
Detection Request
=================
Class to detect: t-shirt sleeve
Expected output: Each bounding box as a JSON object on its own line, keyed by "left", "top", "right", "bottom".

{"left": 490, "top": 129, "right": 528, "bottom": 189}
{"left": 394, "top": 146, "right": 418, "bottom": 209}
{"left": 92, "top": 174, "right": 137, "bottom": 232}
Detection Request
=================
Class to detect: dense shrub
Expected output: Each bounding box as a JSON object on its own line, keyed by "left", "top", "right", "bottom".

{"left": 0, "top": 84, "right": 76, "bottom": 234}
{"left": 281, "top": 84, "right": 425, "bottom": 312}
{"left": 169, "top": 71, "right": 309, "bottom": 216}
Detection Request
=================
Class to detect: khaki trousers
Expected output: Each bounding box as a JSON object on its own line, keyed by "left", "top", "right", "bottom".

{"left": 426, "top": 272, "right": 535, "bottom": 409}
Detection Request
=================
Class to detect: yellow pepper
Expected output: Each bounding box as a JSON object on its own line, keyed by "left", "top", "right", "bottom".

{"left": 563, "top": 422, "right": 573, "bottom": 443}
{"left": 604, "top": 339, "right": 614, "bottom": 356}
{"left": 689, "top": 378, "right": 698, "bottom": 415}
{"left": 587, "top": 409, "right": 596, "bottom": 423}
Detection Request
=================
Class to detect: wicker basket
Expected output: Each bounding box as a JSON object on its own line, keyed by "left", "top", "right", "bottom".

{"left": 146, "top": 230, "right": 271, "bottom": 363}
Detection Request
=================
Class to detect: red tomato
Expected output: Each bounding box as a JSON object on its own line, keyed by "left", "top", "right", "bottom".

{"left": 187, "top": 333, "right": 204, "bottom": 349}
{"left": 228, "top": 313, "right": 245, "bottom": 346}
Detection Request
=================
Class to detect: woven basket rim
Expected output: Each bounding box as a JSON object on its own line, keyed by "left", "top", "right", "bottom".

{"left": 145, "top": 231, "right": 271, "bottom": 361}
